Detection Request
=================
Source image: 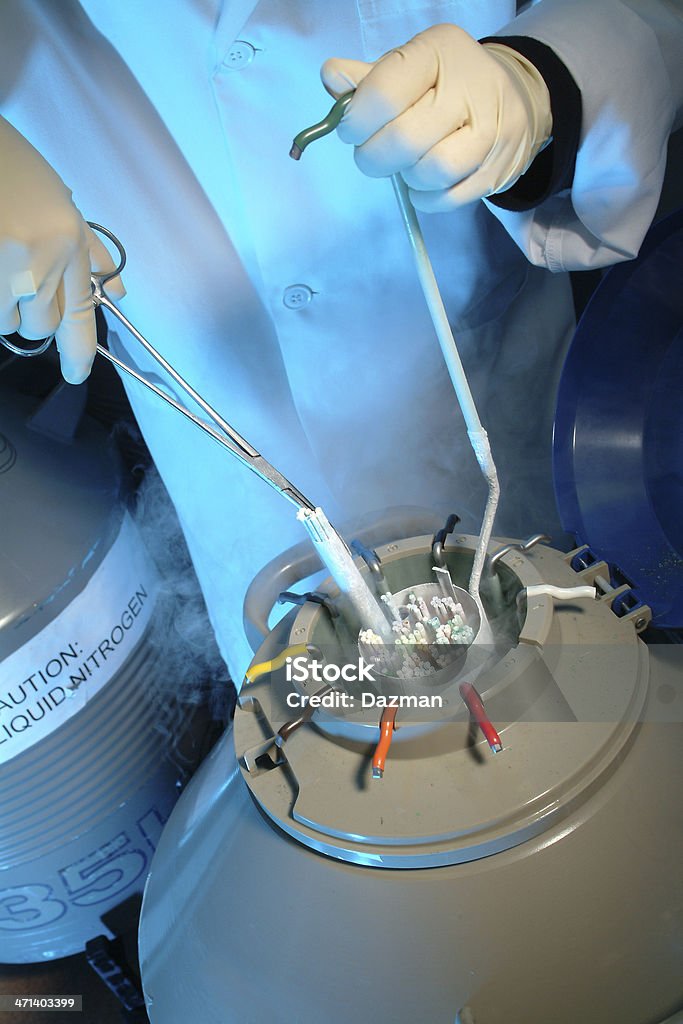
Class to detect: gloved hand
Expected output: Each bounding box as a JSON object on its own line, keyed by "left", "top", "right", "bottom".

{"left": 0, "top": 116, "right": 124, "bottom": 384}
{"left": 321, "top": 24, "right": 552, "bottom": 212}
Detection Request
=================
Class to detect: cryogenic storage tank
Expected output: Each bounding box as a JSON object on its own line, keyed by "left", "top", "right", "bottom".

{"left": 138, "top": 215, "right": 683, "bottom": 1023}
{"left": 0, "top": 384, "right": 190, "bottom": 963}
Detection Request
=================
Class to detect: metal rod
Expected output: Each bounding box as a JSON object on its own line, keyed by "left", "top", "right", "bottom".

{"left": 289, "top": 95, "right": 500, "bottom": 601}
{"left": 489, "top": 534, "right": 551, "bottom": 575}
{"left": 390, "top": 176, "right": 499, "bottom": 602}
{"left": 94, "top": 298, "right": 315, "bottom": 512}
{"left": 95, "top": 291, "right": 260, "bottom": 458}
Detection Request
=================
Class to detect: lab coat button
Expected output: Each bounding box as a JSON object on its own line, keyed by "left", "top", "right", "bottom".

{"left": 223, "top": 41, "right": 255, "bottom": 70}
{"left": 283, "top": 285, "right": 313, "bottom": 309}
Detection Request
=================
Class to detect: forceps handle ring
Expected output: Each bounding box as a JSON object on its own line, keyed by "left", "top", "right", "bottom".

{"left": 0, "top": 221, "right": 127, "bottom": 358}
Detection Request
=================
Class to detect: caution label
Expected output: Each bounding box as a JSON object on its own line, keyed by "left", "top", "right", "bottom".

{"left": 0, "top": 514, "right": 158, "bottom": 764}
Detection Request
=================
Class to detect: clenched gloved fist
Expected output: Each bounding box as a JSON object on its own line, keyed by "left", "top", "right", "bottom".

{"left": 321, "top": 24, "right": 552, "bottom": 212}
{"left": 0, "top": 116, "right": 124, "bottom": 384}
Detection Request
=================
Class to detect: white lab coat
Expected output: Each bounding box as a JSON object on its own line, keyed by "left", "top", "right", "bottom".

{"left": 0, "top": 0, "right": 680, "bottom": 680}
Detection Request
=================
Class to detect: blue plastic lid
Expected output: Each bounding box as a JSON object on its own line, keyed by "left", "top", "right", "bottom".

{"left": 553, "top": 209, "right": 683, "bottom": 628}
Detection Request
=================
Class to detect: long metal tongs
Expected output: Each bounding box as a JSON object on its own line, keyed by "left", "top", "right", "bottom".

{"left": 0, "top": 222, "right": 315, "bottom": 513}
{"left": 89, "top": 225, "right": 315, "bottom": 512}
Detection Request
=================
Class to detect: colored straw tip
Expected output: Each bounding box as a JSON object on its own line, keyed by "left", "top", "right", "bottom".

{"left": 289, "top": 143, "right": 302, "bottom": 160}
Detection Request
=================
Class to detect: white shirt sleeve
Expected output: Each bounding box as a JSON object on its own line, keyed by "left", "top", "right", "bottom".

{"left": 484, "top": 0, "right": 683, "bottom": 271}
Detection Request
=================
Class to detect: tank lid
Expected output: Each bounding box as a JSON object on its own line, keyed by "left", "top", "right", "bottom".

{"left": 553, "top": 209, "right": 683, "bottom": 628}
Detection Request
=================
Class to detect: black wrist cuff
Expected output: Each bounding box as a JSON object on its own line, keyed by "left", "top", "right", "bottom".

{"left": 479, "top": 35, "right": 582, "bottom": 211}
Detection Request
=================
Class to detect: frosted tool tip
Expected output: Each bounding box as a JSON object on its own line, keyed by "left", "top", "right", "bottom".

{"left": 372, "top": 767, "right": 383, "bottom": 780}
{"left": 289, "top": 143, "right": 302, "bottom": 160}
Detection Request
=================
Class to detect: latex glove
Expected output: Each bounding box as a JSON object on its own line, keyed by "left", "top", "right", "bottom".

{"left": 0, "top": 116, "right": 124, "bottom": 384}
{"left": 321, "top": 24, "right": 552, "bottom": 212}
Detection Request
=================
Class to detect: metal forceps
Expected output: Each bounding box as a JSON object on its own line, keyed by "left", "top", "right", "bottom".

{"left": 0, "top": 222, "right": 315, "bottom": 513}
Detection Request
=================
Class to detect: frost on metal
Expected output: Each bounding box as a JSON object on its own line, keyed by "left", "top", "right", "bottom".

{"left": 297, "top": 506, "right": 392, "bottom": 641}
